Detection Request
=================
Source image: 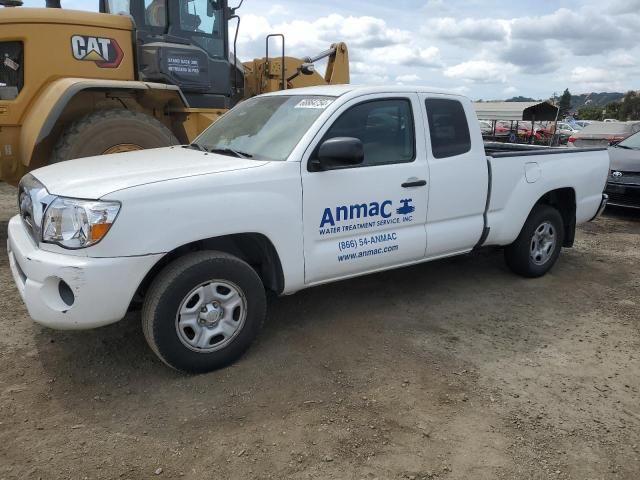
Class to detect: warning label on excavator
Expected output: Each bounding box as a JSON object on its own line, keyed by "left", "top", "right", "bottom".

{"left": 167, "top": 57, "right": 201, "bottom": 75}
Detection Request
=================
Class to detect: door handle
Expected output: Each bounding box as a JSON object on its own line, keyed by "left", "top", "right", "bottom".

{"left": 401, "top": 179, "right": 427, "bottom": 188}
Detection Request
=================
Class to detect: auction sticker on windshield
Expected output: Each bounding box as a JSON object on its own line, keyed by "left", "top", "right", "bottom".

{"left": 295, "top": 98, "right": 334, "bottom": 109}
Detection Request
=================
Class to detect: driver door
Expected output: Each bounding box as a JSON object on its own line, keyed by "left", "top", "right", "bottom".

{"left": 301, "top": 94, "right": 429, "bottom": 285}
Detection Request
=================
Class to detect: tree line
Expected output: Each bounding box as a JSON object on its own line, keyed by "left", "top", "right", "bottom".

{"left": 573, "top": 91, "right": 640, "bottom": 121}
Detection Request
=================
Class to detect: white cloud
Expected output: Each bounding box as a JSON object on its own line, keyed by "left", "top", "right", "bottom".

{"left": 366, "top": 45, "right": 441, "bottom": 68}
{"left": 570, "top": 67, "right": 610, "bottom": 84}
{"left": 237, "top": 13, "right": 414, "bottom": 61}
{"left": 395, "top": 74, "right": 421, "bottom": 84}
{"left": 444, "top": 60, "right": 516, "bottom": 84}
{"left": 425, "top": 17, "right": 509, "bottom": 42}
{"left": 499, "top": 41, "right": 558, "bottom": 73}
{"left": 607, "top": 0, "right": 640, "bottom": 15}
{"left": 267, "top": 4, "right": 289, "bottom": 17}
{"left": 351, "top": 62, "right": 388, "bottom": 77}
{"left": 448, "top": 85, "right": 471, "bottom": 96}
{"left": 608, "top": 53, "right": 635, "bottom": 68}
{"left": 569, "top": 66, "right": 628, "bottom": 92}
{"left": 270, "top": 14, "right": 411, "bottom": 50}
{"left": 510, "top": 7, "right": 631, "bottom": 55}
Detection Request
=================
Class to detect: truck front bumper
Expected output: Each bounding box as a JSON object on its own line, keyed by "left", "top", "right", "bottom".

{"left": 7, "top": 215, "right": 163, "bottom": 330}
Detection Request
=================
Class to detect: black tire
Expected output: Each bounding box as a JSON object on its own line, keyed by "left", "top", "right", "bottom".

{"left": 50, "top": 109, "right": 178, "bottom": 163}
{"left": 504, "top": 205, "right": 564, "bottom": 278}
{"left": 142, "top": 251, "right": 266, "bottom": 373}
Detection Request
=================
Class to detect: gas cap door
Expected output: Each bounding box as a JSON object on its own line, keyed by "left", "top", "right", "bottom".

{"left": 525, "top": 162, "right": 542, "bottom": 184}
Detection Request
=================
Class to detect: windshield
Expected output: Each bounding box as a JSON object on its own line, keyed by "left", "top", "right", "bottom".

{"left": 194, "top": 95, "right": 335, "bottom": 161}
{"left": 618, "top": 131, "right": 640, "bottom": 150}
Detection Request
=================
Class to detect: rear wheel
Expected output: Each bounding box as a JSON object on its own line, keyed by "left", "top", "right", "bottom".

{"left": 504, "top": 205, "right": 564, "bottom": 278}
{"left": 142, "top": 251, "right": 266, "bottom": 373}
{"left": 50, "top": 109, "right": 178, "bottom": 163}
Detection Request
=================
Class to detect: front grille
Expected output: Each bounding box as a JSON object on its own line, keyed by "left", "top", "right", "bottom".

{"left": 0, "top": 41, "right": 23, "bottom": 100}
{"left": 606, "top": 184, "right": 640, "bottom": 208}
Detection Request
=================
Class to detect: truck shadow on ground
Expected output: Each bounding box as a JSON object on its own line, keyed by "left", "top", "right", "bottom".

{"left": 31, "top": 249, "right": 505, "bottom": 377}
{"left": 604, "top": 205, "right": 640, "bottom": 221}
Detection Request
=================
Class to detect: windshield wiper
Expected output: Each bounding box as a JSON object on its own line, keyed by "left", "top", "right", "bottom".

{"left": 206, "top": 147, "right": 254, "bottom": 159}
{"left": 615, "top": 144, "right": 633, "bottom": 149}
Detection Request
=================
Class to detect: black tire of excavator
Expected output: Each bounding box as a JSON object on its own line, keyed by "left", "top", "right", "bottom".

{"left": 50, "top": 109, "right": 179, "bottom": 164}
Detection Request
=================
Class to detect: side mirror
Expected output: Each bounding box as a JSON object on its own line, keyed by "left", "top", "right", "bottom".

{"left": 315, "top": 137, "right": 364, "bottom": 169}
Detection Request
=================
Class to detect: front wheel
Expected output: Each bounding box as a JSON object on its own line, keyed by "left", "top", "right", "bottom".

{"left": 504, "top": 205, "right": 564, "bottom": 278}
{"left": 142, "top": 251, "right": 266, "bottom": 373}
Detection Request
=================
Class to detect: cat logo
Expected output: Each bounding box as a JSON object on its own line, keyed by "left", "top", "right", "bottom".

{"left": 71, "top": 35, "right": 124, "bottom": 68}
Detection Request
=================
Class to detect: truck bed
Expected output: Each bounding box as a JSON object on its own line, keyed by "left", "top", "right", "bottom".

{"left": 485, "top": 141, "right": 606, "bottom": 158}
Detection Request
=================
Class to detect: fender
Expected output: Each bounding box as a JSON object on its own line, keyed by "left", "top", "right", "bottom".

{"left": 19, "top": 78, "right": 188, "bottom": 167}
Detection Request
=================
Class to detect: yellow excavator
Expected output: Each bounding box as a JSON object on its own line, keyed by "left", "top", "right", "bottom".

{"left": 0, "top": 0, "right": 349, "bottom": 184}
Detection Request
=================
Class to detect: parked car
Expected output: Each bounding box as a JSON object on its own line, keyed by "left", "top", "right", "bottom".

{"left": 557, "top": 122, "right": 581, "bottom": 135}
{"left": 568, "top": 121, "right": 640, "bottom": 148}
{"left": 8, "top": 85, "right": 610, "bottom": 372}
{"left": 553, "top": 122, "right": 581, "bottom": 144}
{"left": 574, "top": 120, "right": 593, "bottom": 128}
{"left": 479, "top": 120, "right": 493, "bottom": 136}
{"left": 606, "top": 130, "right": 640, "bottom": 209}
{"left": 562, "top": 117, "right": 585, "bottom": 130}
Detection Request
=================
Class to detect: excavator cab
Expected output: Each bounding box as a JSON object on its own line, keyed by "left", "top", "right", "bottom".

{"left": 100, "top": 0, "right": 236, "bottom": 108}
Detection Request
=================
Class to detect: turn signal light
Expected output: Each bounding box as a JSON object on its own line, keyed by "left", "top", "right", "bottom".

{"left": 90, "top": 223, "right": 113, "bottom": 242}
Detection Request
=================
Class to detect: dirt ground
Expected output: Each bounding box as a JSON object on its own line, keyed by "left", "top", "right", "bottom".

{"left": 0, "top": 181, "right": 639, "bottom": 480}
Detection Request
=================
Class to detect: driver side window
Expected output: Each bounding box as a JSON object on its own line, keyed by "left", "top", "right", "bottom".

{"left": 315, "top": 98, "right": 416, "bottom": 169}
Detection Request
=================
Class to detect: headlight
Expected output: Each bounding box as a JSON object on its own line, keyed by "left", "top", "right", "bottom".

{"left": 42, "top": 198, "right": 121, "bottom": 249}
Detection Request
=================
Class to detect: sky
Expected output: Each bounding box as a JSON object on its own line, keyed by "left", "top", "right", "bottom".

{"left": 21, "top": 0, "right": 640, "bottom": 100}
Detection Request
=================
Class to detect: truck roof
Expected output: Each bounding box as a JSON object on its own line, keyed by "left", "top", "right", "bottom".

{"left": 263, "top": 84, "right": 467, "bottom": 98}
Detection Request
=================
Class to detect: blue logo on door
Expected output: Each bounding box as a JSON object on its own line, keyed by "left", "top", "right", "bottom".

{"left": 396, "top": 199, "right": 414, "bottom": 215}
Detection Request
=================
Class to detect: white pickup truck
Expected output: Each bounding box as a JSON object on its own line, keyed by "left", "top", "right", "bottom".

{"left": 7, "top": 85, "right": 609, "bottom": 372}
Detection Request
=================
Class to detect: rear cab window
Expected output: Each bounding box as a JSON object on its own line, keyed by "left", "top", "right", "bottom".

{"left": 425, "top": 98, "right": 471, "bottom": 159}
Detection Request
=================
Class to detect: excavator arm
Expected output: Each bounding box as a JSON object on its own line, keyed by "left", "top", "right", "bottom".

{"left": 242, "top": 42, "right": 349, "bottom": 98}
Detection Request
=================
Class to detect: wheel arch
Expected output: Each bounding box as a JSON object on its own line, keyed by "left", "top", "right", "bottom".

{"left": 20, "top": 78, "right": 188, "bottom": 169}
{"left": 533, "top": 187, "right": 576, "bottom": 247}
{"left": 134, "top": 232, "right": 286, "bottom": 306}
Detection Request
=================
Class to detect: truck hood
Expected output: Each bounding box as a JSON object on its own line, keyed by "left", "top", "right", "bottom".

{"left": 608, "top": 146, "right": 640, "bottom": 172}
{"left": 31, "top": 147, "right": 269, "bottom": 198}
